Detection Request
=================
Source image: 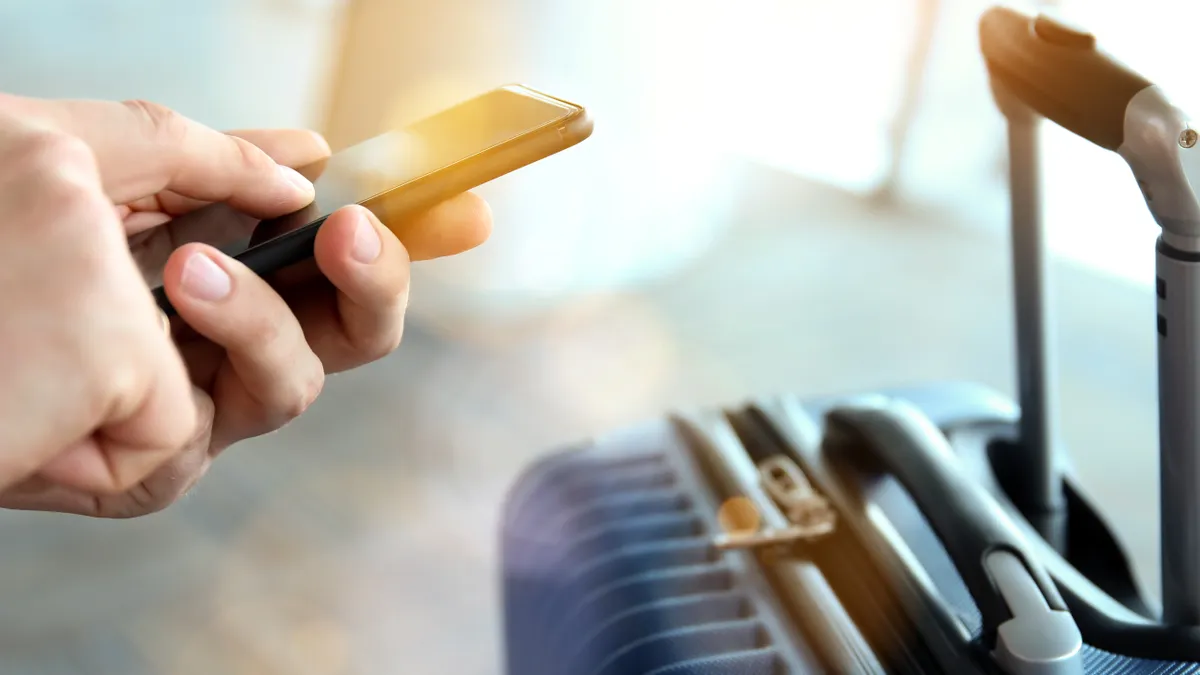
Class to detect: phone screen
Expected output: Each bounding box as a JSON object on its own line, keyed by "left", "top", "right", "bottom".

{"left": 299, "top": 85, "right": 579, "bottom": 222}
{"left": 141, "top": 86, "right": 580, "bottom": 287}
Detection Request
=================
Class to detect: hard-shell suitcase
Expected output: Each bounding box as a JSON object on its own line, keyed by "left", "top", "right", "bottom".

{"left": 499, "top": 6, "right": 1200, "bottom": 673}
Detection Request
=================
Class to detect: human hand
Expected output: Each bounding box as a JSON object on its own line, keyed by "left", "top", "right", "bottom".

{"left": 0, "top": 96, "right": 491, "bottom": 517}
{"left": 0, "top": 104, "right": 200, "bottom": 510}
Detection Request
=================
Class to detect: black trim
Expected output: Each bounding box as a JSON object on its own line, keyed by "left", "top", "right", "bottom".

{"left": 1158, "top": 236, "right": 1200, "bottom": 263}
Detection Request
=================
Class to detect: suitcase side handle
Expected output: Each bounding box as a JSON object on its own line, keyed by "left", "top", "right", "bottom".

{"left": 824, "top": 398, "right": 1083, "bottom": 674}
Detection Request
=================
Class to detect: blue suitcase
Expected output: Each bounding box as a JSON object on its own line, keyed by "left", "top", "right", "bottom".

{"left": 499, "top": 7, "right": 1200, "bottom": 673}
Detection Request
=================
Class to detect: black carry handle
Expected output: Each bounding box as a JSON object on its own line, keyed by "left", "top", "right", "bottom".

{"left": 980, "top": 6, "right": 1153, "bottom": 151}
{"left": 823, "top": 397, "right": 1072, "bottom": 651}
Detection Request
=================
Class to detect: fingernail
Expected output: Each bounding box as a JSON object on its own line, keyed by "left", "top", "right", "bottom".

{"left": 181, "top": 252, "right": 231, "bottom": 301}
{"left": 278, "top": 164, "right": 314, "bottom": 195}
{"left": 351, "top": 210, "right": 382, "bottom": 263}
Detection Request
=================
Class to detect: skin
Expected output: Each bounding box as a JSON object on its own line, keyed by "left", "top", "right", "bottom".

{"left": 0, "top": 95, "right": 492, "bottom": 517}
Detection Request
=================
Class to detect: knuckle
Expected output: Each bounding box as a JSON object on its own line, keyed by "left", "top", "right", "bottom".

{"left": 96, "top": 451, "right": 149, "bottom": 496}
{"left": 121, "top": 99, "right": 187, "bottom": 147}
{"left": 136, "top": 494, "right": 180, "bottom": 517}
{"left": 86, "top": 335, "right": 189, "bottom": 453}
{"left": 160, "top": 406, "right": 201, "bottom": 454}
{"left": 83, "top": 359, "right": 145, "bottom": 431}
{"left": 107, "top": 470, "right": 145, "bottom": 496}
{"left": 111, "top": 431, "right": 211, "bottom": 519}
{"left": 4, "top": 133, "right": 104, "bottom": 235}
{"left": 116, "top": 480, "right": 187, "bottom": 519}
{"left": 277, "top": 365, "right": 325, "bottom": 423}
{"left": 14, "top": 130, "right": 94, "bottom": 177}
{"left": 242, "top": 313, "right": 284, "bottom": 351}
{"left": 355, "top": 324, "right": 405, "bottom": 363}
{"left": 228, "top": 134, "right": 275, "bottom": 176}
{"left": 340, "top": 288, "right": 409, "bottom": 364}
{"left": 41, "top": 176, "right": 101, "bottom": 223}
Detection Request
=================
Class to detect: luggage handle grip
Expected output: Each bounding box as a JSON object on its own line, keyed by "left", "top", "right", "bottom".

{"left": 982, "top": 4, "right": 1200, "bottom": 247}
{"left": 979, "top": 6, "right": 1152, "bottom": 152}
{"left": 824, "top": 398, "right": 1083, "bottom": 673}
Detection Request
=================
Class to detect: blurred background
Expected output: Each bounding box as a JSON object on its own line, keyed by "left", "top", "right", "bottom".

{"left": 0, "top": 0, "right": 1188, "bottom": 672}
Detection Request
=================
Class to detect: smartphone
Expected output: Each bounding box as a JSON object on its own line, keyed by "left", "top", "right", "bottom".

{"left": 148, "top": 84, "right": 593, "bottom": 314}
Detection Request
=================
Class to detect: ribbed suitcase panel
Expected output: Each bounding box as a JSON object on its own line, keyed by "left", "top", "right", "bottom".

{"left": 503, "top": 434, "right": 810, "bottom": 674}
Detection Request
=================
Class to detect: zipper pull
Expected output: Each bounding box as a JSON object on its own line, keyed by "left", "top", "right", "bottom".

{"left": 713, "top": 455, "right": 837, "bottom": 552}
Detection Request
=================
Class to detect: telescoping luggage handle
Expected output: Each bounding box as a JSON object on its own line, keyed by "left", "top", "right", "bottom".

{"left": 980, "top": 6, "right": 1200, "bottom": 626}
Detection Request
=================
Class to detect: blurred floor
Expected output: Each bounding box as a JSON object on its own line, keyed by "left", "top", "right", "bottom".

{"left": 0, "top": 1, "right": 1168, "bottom": 674}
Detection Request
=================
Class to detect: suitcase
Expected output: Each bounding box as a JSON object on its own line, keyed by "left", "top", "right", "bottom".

{"left": 499, "top": 6, "right": 1200, "bottom": 673}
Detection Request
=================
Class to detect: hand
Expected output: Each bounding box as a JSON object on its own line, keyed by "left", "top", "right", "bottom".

{"left": 0, "top": 96, "right": 492, "bottom": 517}
{"left": 0, "top": 104, "right": 199, "bottom": 508}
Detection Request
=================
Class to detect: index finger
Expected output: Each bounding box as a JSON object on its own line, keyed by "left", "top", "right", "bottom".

{"left": 0, "top": 94, "right": 315, "bottom": 218}
{"left": 227, "top": 128, "right": 331, "bottom": 181}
